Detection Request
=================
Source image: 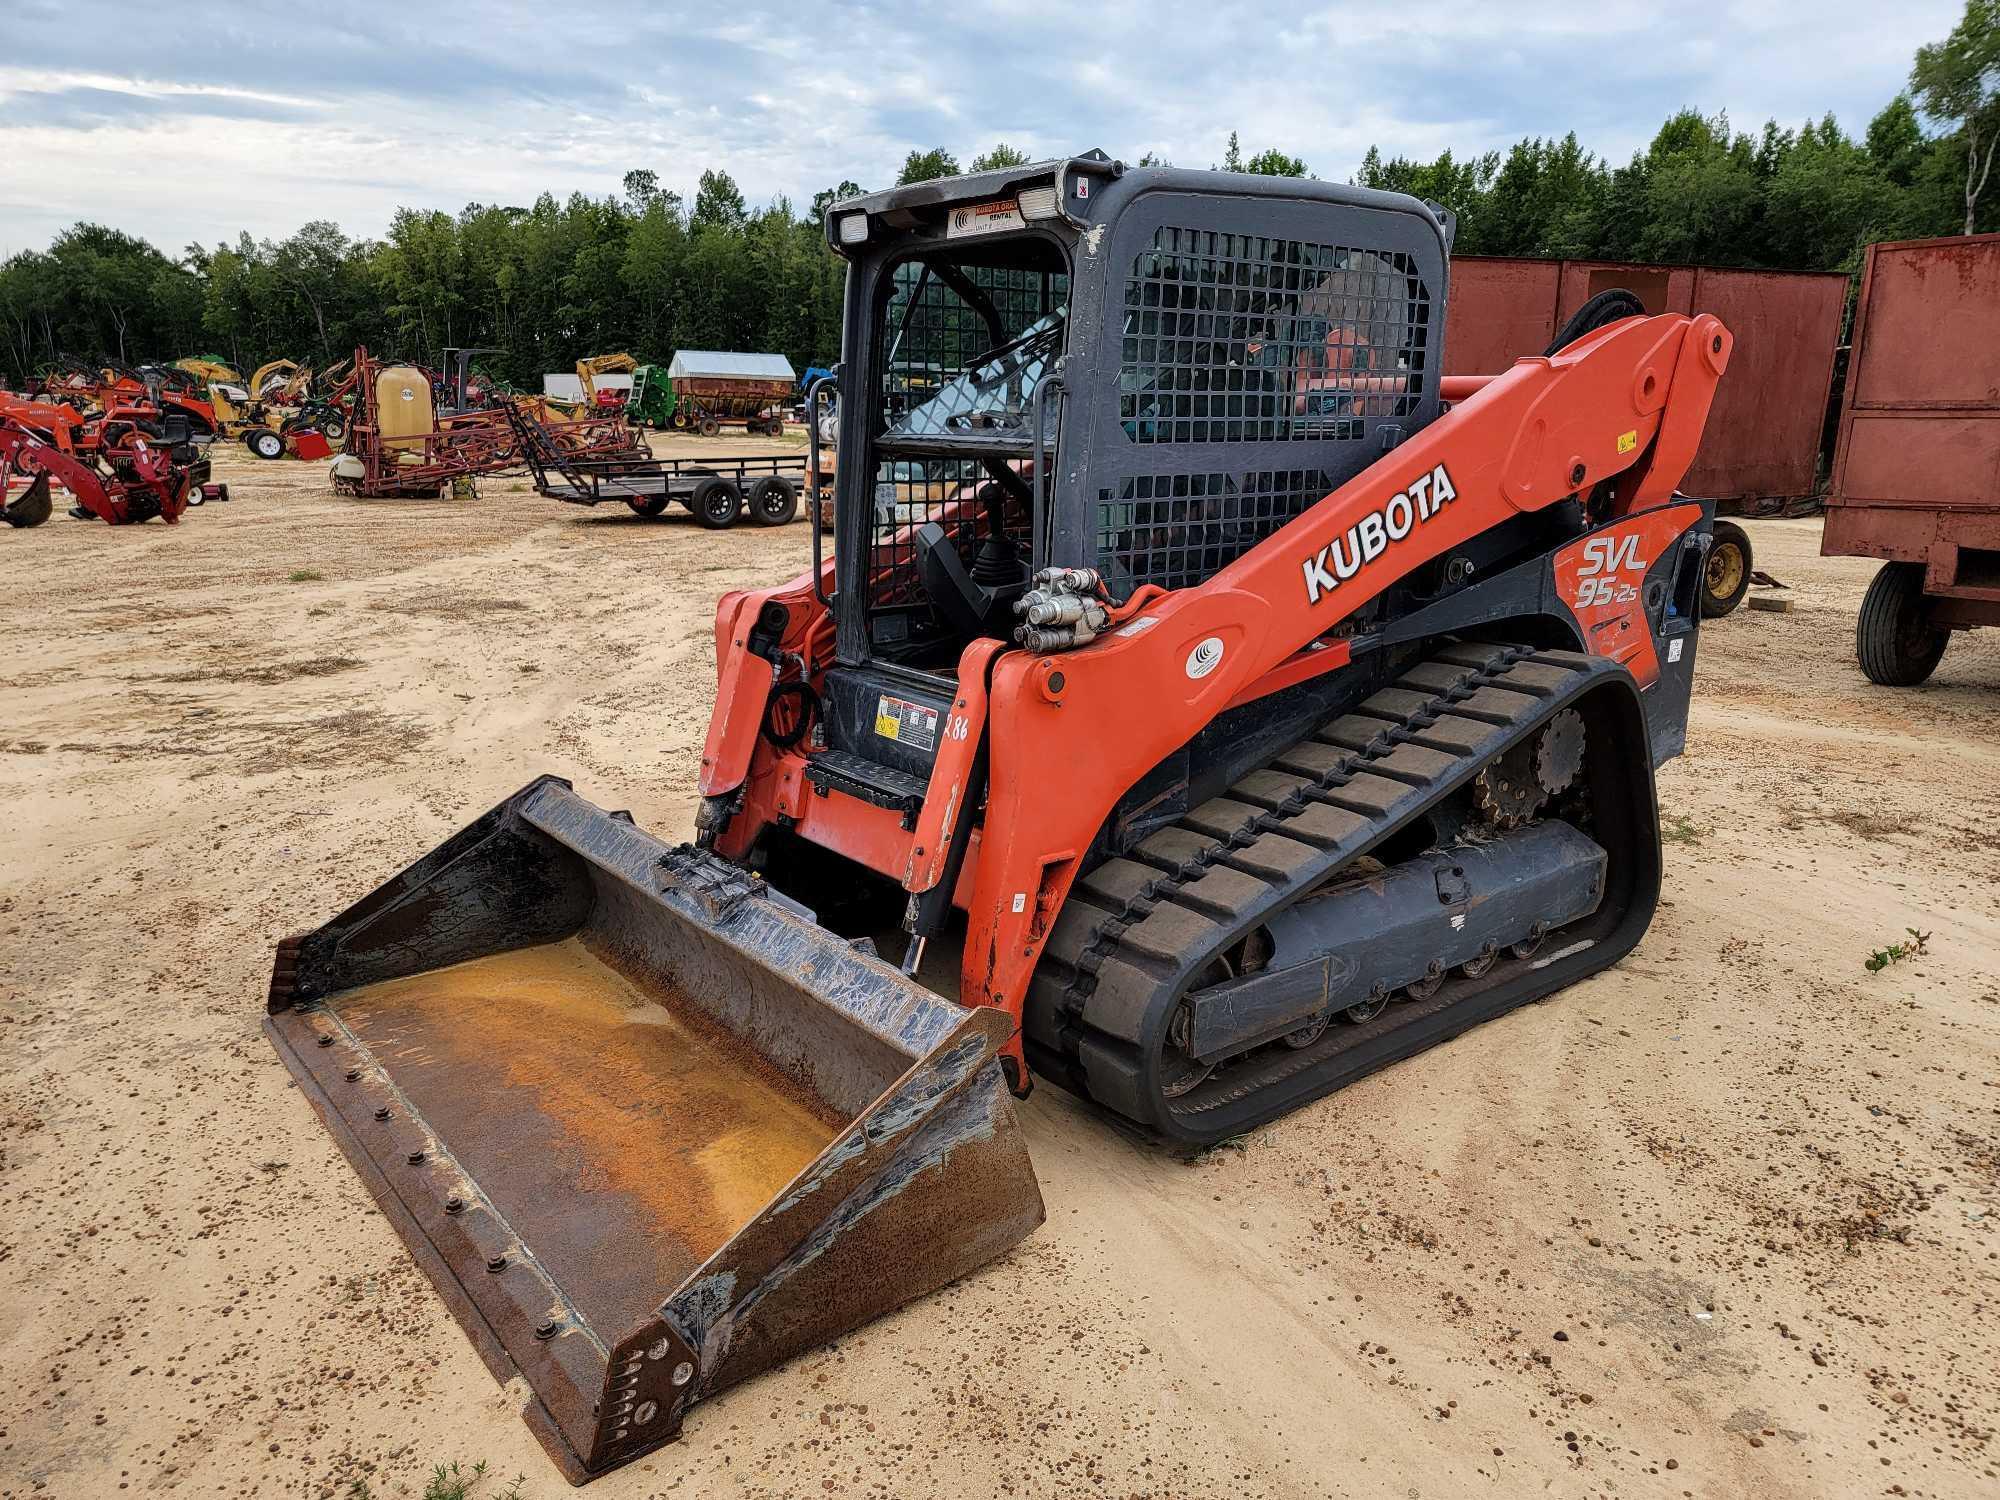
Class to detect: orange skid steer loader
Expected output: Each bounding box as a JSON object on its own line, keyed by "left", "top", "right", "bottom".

{"left": 266, "top": 152, "right": 1729, "bottom": 1481}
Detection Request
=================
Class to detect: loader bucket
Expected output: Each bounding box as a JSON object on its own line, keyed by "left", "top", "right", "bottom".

{"left": 264, "top": 777, "right": 1043, "bottom": 1483}
{"left": 2, "top": 472, "right": 52, "bottom": 528}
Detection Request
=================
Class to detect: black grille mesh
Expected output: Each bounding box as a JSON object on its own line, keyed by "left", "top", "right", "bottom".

{"left": 1120, "top": 226, "right": 1429, "bottom": 444}
{"left": 869, "top": 262, "right": 1065, "bottom": 623}
{"left": 878, "top": 263, "right": 1066, "bottom": 430}
{"left": 1096, "top": 469, "right": 1334, "bottom": 596}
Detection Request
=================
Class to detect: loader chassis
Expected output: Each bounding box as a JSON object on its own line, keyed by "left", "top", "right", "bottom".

{"left": 265, "top": 155, "right": 1730, "bottom": 1481}
{"left": 701, "top": 158, "right": 1728, "bottom": 1140}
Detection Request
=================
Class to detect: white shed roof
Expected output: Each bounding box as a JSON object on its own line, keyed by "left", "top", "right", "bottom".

{"left": 667, "top": 350, "right": 797, "bottom": 381}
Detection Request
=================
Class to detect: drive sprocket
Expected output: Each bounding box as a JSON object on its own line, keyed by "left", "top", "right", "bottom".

{"left": 1536, "top": 709, "right": 1586, "bottom": 795}
{"left": 1473, "top": 738, "right": 1547, "bottom": 828}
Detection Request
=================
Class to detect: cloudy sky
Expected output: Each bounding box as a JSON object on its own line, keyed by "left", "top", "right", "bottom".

{"left": 0, "top": 0, "right": 1964, "bottom": 258}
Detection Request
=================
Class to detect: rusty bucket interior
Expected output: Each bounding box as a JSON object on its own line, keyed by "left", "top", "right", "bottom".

{"left": 265, "top": 776, "right": 1043, "bottom": 1483}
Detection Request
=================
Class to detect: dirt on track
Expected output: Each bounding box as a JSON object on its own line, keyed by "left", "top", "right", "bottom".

{"left": 1, "top": 452, "right": 1996, "bottom": 1500}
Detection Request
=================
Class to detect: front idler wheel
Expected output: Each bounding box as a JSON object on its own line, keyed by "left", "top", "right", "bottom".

{"left": 1159, "top": 1002, "right": 1214, "bottom": 1098}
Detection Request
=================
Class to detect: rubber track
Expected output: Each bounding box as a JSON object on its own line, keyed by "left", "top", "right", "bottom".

{"left": 1026, "top": 641, "right": 1626, "bottom": 1141}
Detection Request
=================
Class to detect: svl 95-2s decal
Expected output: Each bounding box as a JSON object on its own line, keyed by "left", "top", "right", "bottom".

{"left": 1552, "top": 502, "right": 1705, "bottom": 688}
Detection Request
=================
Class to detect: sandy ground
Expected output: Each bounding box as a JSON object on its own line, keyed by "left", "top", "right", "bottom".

{"left": 1, "top": 443, "right": 1996, "bottom": 1500}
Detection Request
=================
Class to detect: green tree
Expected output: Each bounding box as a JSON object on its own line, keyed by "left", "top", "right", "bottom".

{"left": 1866, "top": 95, "right": 1929, "bottom": 186}
{"left": 691, "top": 169, "right": 748, "bottom": 232}
{"left": 896, "top": 148, "right": 960, "bottom": 184}
{"left": 1244, "top": 148, "right": 1309, "bottom": 177}
{"left": 1763, "top": 115, "right": 1905, "bottom": 267}
{"left": 1911, "top": 0, "right": 2000, "bottom": 233}
{"left": 970, "top": 143, "right": 1031, "bottom": 171}
{"left": 1634, "top": 111, "right": 1762, "bottom": 263}
{"left": 810, "top": 180, "right": 865, "bottom": 222}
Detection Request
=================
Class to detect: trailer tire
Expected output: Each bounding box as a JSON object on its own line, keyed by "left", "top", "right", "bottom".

{"left": 750, "top": 476, "right": 798, "bottom": 526}
{"left": 629, "top": 495, "right": 670, "bottom": 517}
{"left": 1700, "top": 519, "right": 1752, "bottom": 618}
{"left": 699, "top": 417, "right": 720, "bottom": 437}
{"left": 694, "top": 477, "right": 743, "bottom": 528}
{"left": 245, "top": 428, "right": 286, "bottom": 461}
{"left": 1856, "top": 561, "right": 1948, "bottom": 686}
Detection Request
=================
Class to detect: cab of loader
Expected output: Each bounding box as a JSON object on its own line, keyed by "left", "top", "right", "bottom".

{"left": 817, "top": 151, "right": 1452, "bottom": 789}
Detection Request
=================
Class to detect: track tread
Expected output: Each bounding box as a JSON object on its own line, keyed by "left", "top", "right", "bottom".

{"left": 1035, "top": 642, "right": 1631, "bottom": 1143}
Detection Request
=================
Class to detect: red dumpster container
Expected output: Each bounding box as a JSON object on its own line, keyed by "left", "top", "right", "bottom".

{"left": 1823, "top": 233, "right": 2000, "bottom": 685}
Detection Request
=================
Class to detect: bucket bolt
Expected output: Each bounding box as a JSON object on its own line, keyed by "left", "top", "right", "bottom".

{"left": 485, "top": 1255, "right": 507, "bottom": 1273}
{"left": 444, "top": 1196, "right": 465, "bottom": 1215}
{"left": 344, "top": 1068, "right": 362, "bottom": 1082}
{"left": 535, "top": 1319, "right": 561, "bottom": 1340}
{"left": 407, "top": 1150, "right": 426, "bottom": 1165}
{"left": 372, "top": 1106, "right": 391, "bottom": 1121}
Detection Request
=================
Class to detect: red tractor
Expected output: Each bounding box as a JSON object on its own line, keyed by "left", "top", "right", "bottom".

{"left": 1, "top": 413, "right": 226, "bottom": 527}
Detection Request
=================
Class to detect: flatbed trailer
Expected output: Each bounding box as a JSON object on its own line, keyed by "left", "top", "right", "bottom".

{"left": 509, "top": 404, "right": 803, "bottom": 528}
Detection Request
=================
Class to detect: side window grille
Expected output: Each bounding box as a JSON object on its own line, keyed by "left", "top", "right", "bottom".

{"left": 869, "top": 261, "right": 1067, "bottom": 624}
{"left": 1095, "top": 469, "right": 1334, "bottom": 597}
{"left": 1120, "top": 227, "right": 1429, "bottom": 444}
{"left": 878, "top": 263, "right": 1066, "bottom": 431}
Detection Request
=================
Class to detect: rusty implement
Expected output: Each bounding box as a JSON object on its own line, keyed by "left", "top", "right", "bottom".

{"left": 264, "top": 777, "right": 1043, "bottom": 1483}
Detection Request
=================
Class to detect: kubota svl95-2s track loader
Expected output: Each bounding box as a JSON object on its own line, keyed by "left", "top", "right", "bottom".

{"left": 265, "top": 152, "right": 1729, "bottom": 1481}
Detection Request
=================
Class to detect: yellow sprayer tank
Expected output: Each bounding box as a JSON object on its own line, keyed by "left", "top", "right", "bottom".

{"left": 375, "top": 366, "right": 434, "bottom": 450}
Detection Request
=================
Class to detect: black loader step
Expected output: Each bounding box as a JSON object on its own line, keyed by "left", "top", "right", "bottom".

{"left": 1024, "top": 642, "right": 1663, "bottom": 1147}
{"left": 804, "top": 749, "right": 931, "bottom": 826}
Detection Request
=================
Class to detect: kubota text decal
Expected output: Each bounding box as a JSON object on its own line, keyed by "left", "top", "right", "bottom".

{"left": 1303, "top": 464, "right": 1458, "bottom": 604}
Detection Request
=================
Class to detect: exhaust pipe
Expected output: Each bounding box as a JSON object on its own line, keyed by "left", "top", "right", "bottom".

{"left": 265, "top": 777, "right": 1043, "bottom": 1482}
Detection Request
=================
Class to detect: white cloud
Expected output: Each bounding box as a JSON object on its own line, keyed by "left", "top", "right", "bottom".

{"left": 0, "top": 0, "right": 1963, "bottom": 258}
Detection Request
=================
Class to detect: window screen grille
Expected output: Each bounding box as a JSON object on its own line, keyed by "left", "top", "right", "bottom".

{"left": 1120, "top": 227, "right": 1429, "bottom": 444}
{"left": 1095, "top": 469, "right": 1335, "bottom": 596}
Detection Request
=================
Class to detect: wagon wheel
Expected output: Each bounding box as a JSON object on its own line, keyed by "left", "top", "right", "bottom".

{"left": 699, "top": 416, "right": 720, "bottom": 437}
{"left": 629, "top": 495, "right": 670, "bottom": 518}
{"left": 750, "top": 476, "right": 797, "bottom": 526}
{"left": 1700, "top": 520, "right": 1752, "bottom": 618}
{"left": 693, "top": 477, "right": 742, "bottom": 529}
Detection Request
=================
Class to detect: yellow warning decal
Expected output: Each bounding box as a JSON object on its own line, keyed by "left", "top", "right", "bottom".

{"left": 1617, "top": 429, "right": 1638, "bottom": 454}
{"left": 874, "top": 693, "right": 939, "bottom": 751}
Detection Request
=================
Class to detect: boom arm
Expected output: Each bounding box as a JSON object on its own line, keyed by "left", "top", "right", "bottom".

{"left": 577, "top": 353, "right": 637, "bottom": 403}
